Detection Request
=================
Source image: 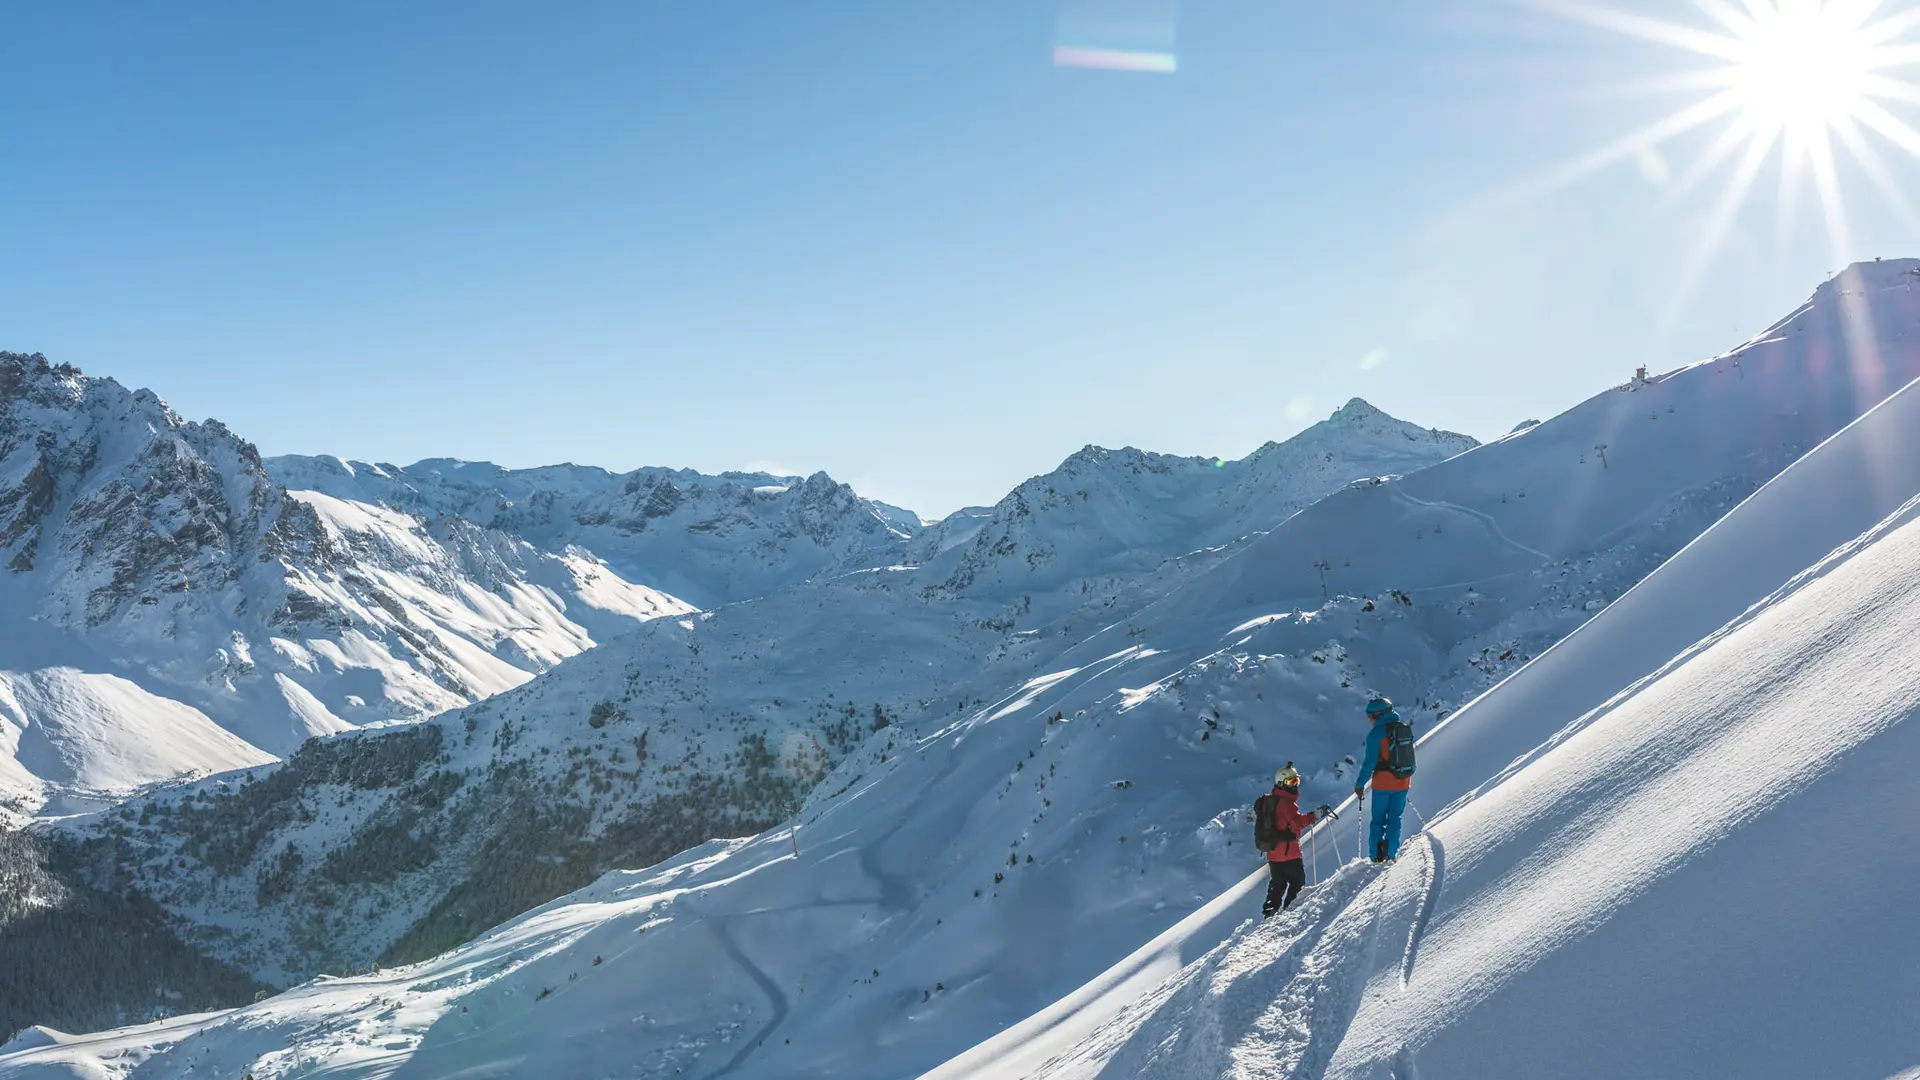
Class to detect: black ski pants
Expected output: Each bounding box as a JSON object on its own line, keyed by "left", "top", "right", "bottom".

{"left": 1263, "top": 858, "right": 1305, "bottom": 917}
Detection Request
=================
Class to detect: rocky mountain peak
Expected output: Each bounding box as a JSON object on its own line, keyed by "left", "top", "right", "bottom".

{"left": 911, "top": 401, "right": 1478, "bottom": 608}
{"left": 1329, "top": 396, "right": 1388, "bottom": 424}
{"left": 0, "top": 352, "right": 706, "bottom": 806}
{"left": 0, "top": 355, "right": 279, "bottom": 607}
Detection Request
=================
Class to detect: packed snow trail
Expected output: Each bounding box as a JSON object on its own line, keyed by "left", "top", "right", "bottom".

{"left": 1390, "top": 490, "right": 1552, "bottom": 563}
{"left": 1036, "top": 862, "right": 1382, "bottom": 1080}
{"left": 707, "top": 916, "right": 791, "bottom": 1079}
{"left": 1397, "top": 831, "right": 1442, "bottom": 987}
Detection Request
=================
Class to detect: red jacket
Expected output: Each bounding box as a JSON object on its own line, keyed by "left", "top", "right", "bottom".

{"left": 1265, "top": 787, "right": 1319, "bottom": 863}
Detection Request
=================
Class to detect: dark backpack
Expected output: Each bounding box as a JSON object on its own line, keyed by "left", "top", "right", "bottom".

{"left": 1253, "top": 793, "right": 1282, "bottom": 851}
{"left": 1384, "top": 719, "right": 1417, "bottom": 779}
{"left": 1253, "top": 793, "right": 1299, "bottom": 851}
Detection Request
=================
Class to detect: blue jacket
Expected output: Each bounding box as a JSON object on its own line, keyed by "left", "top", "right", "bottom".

{"left": 1357, "top": 710, "right": 1411, "bottom": 791}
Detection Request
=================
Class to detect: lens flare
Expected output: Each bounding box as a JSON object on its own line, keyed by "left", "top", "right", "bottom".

{"left": 1052, "top": 45, "right": 1177, "bottom": 73}
{"left": 1055, "top": 0, "right": 1178, "bottom": 74}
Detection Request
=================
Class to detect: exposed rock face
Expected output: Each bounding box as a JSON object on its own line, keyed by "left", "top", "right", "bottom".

{"left": 0, "top": 355, "right": 278, "bottom": 626}
{"left": 0, "top": 353, "right": 691, "bottom": 809}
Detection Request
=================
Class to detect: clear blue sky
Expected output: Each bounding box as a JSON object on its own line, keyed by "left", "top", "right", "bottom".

{"left": 4, "top": 2, "right": 1917, "bottom": 515}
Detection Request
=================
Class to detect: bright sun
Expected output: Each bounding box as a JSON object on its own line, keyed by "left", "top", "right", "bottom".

{"left": 1538, "top": 0, "right": 1920, "bottom": 282}
{"left": 1727, "top": 2, "right": 1877, "bottom": 137}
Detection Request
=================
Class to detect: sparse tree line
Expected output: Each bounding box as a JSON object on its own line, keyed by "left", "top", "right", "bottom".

{"left": 0, "top": 829, "right": 264, "bottom": 1043}
{"left": 11, "top": 688, "right": 906, "bottom": 1038}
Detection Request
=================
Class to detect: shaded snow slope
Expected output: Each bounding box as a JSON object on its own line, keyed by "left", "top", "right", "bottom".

{"left": 17, "top": 263, "right": 1920, "bottom": 1078}
{"left": 0, "top": 353, "right": 693, "bottom": 812}
{"left": 265, "top": 456, "right": 918, "bottom": 609}
{"left": 1015, "top": 388, "right": 1920, "bottom": 1080}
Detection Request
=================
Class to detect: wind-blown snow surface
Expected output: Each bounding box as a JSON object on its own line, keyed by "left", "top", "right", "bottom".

{"left": 0, "top": 353, "right": 693, "bottom": 814}
{"left": 11, "top": 262, "right": 1920, "bottom": 1079}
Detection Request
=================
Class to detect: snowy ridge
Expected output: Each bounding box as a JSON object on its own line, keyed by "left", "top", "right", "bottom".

{"left": 264, "top": 455, "right": 919, "bottom": 609}
{"left": 10, "top": 262, "right": 1920, "bottom": 1077}
{"left": 0, "top": 353, "right": 693, "bottom": 813}
{"left": 909, "top": 399, "right": 1477, "bottom": 612}
{"left": 1006, "top": 368, "right": 1920, "bottom": 1080}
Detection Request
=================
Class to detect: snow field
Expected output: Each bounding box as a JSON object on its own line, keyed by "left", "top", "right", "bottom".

{"left": 1022, "top": 447, "right": 1920, "bottom": 1080}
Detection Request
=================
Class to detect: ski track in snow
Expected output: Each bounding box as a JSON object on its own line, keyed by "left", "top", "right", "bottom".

{"left": 706, "top": 916, "right": 791, "bottom": 1079}
{"left": 704, "top": 734, "right": 953, "bottom": 1077}
{"left": 1399, "top": 831, "right": 1443, "bottom": 987}
{"left": 1390, "top": 490, "right": 1553, "bottom": 564}
{"left": 1039, "top": 862, "right": 1382, "bottom": 1080}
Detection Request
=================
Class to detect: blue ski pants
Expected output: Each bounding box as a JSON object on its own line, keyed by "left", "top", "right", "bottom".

{"left": 1368, "top": 788, "right": 1408, "bottom": 860}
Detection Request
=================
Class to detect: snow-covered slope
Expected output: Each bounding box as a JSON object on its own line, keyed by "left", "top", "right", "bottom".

{"left": 50, "top": 578, "right": 996, "bottom": 990}
{"left": 987, "top": 354, "right": 1920, "bottom": 1080}
{"left": 264, "top": 456, "right": 918, "bottom": 609}
{"left": 0, "top": 668, "right": 269, "bottom": 808}
{"left": 12, "top": 262, "right": 1919, "bottom": 1077}
{"left": 14, "top": 397, "right": 1480, "bottom": 989}
{"left": 0, "top": 353, "right": 692, "bottom": 813}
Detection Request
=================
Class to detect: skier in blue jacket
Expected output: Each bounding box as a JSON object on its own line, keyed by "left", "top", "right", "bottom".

{"left": 1354, "top": 697, "right": 1412, "bottom": 862}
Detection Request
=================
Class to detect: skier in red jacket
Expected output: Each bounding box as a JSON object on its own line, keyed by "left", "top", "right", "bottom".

{"left": 1263, "top": 763, "right": 1333, "bottom": 917}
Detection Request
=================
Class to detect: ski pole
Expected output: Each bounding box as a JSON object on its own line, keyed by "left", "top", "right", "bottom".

{"left": 1355, "top": 789, "right": 1365, "bottom": 864}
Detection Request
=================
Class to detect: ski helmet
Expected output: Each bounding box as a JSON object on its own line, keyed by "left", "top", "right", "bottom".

{"left": 1365, "top": 697, "right": 1394, "bottom": 718}
{"left": 1275, "top": 761, "right": 1300, "bottom": 788}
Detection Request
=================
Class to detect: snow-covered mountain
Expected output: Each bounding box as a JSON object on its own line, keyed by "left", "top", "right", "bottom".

{"left": 954, "top": 311, "right": 1920, "bottom": 1080}
{"left": 8, "top": 260, "right": 1918, "bottom": 1074}
{"left": 911, "top": 399, "right": 1477, "bottom": 611}
{"left": 0, "top": 353, "right": 692, "bottom": 815}
{"left": 264, "top": 456, "right": 920, "bottom": 609}
{"left": 15, "top": 397, "right": 1478, "bottom": 995}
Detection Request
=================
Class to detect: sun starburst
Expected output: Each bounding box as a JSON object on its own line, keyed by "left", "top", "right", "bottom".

{"left": 1535, "top": 0, "right": 1920, "bottom": 286}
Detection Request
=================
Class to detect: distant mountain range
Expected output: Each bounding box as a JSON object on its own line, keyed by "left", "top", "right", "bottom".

{"left": 0, "top": 347, "right": 1477, "bottom": 821}
{"left": 264, "top": 455, "right": 924, "bottom": 609}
